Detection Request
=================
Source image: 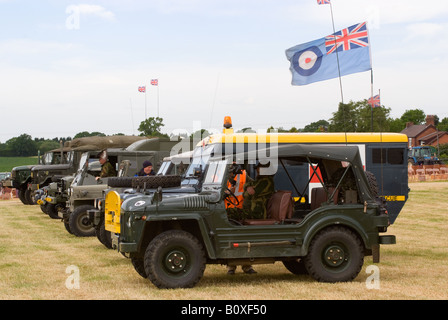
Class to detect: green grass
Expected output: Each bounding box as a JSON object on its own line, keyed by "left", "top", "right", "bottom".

{"left": 0, "top": 156, "right": 38, "bottom": 172}
{"left": 0, "top": 182, "right": 447, "bottom": 300}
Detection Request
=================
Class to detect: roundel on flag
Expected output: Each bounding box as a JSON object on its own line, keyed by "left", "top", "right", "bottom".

{"left": 292, "top": 46, "right": 322, "bottom": 76}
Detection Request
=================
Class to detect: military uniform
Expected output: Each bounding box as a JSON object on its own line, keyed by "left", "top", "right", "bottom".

{"left": 100, "top": 161, "right": 117, "bottom": 178}
{"left": 227, "top": 174, "right": 275, "bottom": 221}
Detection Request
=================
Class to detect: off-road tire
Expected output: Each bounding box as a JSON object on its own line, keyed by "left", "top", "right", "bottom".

{"left": 107, "top": 177, "right": 134, "bottom": 188}
{"left": 283, "top": 259, "right": 308, "bottom": 275}
{"left": 144, "top": 230, "right": 206, "bottom": 289}
{"left": 365, "top": 171, "right": 379, "bottom": 198}
{"left": 132, "top": 175, "right": 181, "bottom": 189}
{"left": 95, "top": 219, "right": 113, "bottom": 249}
{"left": 45, "top": 203, "right": 60, "bottom": 219}
{"left": 304, "top": 226, "right": 364, "bottom": 283}
{"left": 131, "top": 257, "right": 147, "bottom": 278}
{"left": 18, "top": 189, "right": 28, "bottom": 205}
{"left": 68, "top": 204, "right": 96, "bottom": 237}
{"left": 24, "top": 189, "right": 35, "bottom": 205}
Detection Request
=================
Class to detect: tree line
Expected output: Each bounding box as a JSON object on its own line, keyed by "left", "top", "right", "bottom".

{"left": 2, "top": 101, "right": 448, "bottom": 157}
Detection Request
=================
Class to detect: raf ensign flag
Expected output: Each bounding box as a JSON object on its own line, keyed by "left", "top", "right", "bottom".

{"left": 286, "top": 22, "right": 371, "bottom": 86}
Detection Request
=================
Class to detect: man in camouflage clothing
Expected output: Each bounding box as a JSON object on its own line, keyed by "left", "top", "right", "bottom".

{"left": 96, "top": 150, "right": 117, "bottom": 180}
{"left": 227, "top": 163, "right": 275, "bottom": 221}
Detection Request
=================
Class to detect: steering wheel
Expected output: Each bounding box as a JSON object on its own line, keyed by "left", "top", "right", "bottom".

{"left": 224, "top": 186, "right": 240, "bottom": 207}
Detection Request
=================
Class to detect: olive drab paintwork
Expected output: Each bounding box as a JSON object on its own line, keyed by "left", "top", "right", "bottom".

{"left": 106, "top": 142, "right": 398, "bottom": 288}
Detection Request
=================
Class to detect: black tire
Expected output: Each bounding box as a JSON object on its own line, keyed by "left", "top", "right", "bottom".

{"left": 283, "top": 259, "right": 308, "bottom": 275}
{"left": 68, "top": 205, "right": 96, "bottom": 237}
{"left": 18, "top": 189, "right": 28, "bottom": 205}
{"left": 131, "top": 257, "right": 147, "bottom": 278}
{"left": 108, "top": 177, "right": 134, "bottom": 188}
{"left": 40, "top": 204, "right": 48, "bottom": 214}
{"left": 304, "top": 226, "right": 364, "bottom": 283}
{"left": 365, "top": 171, "right": 379, "bottom": 198}
{"left": 132, "top": 175, "right": 181, "bottom": 189}
{"left": 45, "top": 203, "right": 60, "bottom": 219}
{"left": 24, "top": 189, "right": 35, "bottom": 205}
{"left": 64, "top": 221, "right": 73, "bottom": 234}
{"left": 144, "top": 230, "right": 206, "bottom": 289}
{"left": 96, "top": 219, "right": 113, "bottom": 249}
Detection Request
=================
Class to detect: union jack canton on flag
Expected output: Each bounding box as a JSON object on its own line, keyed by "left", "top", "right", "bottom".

{"left": 317, "top": 0, "right": 331, "bottom": 4}
{"left": 368, "top": 94, "right": 381, "bottom": 108}
{"left": 325, "top": 22, "right": 369, "bottom": 55}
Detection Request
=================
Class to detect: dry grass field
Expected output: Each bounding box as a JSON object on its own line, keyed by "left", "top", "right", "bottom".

{"left": 1, "top": 182, "right": 447, "bottom": 301}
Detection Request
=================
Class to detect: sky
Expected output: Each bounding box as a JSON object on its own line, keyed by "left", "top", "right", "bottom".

{"left": 0, "top": 0, "right": 447, "bottom": 143}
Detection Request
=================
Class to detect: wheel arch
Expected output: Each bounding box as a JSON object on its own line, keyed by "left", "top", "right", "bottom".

{"left": 138, "top": 218, "right": 216, "bottom": 259}
{"left": 301, "top": 216, "right": 370, "bottom": 256}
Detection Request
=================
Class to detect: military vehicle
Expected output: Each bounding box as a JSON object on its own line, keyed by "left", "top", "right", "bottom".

{"left": 2, "top": 149, "right": 72, "bottom": 205}
{"left": 59, "top": 137, "right": 180, "bottom": 237}
{"left": 89, "top": 151, "right": 193, "bottom": 249}
{"left": 105, "top": 141, "right": 397, "bottom": 289}
{"left": 28, "top": 136, "right": 147, "bottom": 204}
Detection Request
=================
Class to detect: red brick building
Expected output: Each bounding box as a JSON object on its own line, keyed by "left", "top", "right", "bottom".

{"left": 401, "top": 115, "right": 448, "bottom": 148}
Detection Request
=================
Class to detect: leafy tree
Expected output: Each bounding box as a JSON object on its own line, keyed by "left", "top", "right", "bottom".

{"left": 73, "top": 131, "right": 106, "bottom": 139}
{"left": 329, "top": 101, "right": 359, "bottom": 132}
{"left": 138, "top": 117, "right": 168, "bottom": 138}
{"left": 302, "top": 120, "right": 329, "bottom": 132}
{"left": 36, "top": 140, "right": 61, "bottom": 154}
{"left": 329, "top": 100, "right": 393, "bottom": 132}
{"left": 6, "top": 134, "right": 37, "bottom": 157}
{"left": 400, "top": 109, "right": 425, "bottom": 125}
{"left": 437, "top": 117, "right": 448, "bottom": 132}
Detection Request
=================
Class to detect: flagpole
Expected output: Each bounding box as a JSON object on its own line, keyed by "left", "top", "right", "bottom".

{"left": 328, "top": 0, "right": 347, "bottom": 144}
{"left": 329, "top": 1, "right": 344, "bottom": 104}
{"left": 145, "top": 84, "right": 147, "bottom": 120}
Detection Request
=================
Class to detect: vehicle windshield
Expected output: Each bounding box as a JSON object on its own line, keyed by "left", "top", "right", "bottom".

{"left": 203, "top": 159, "right": 229, "bottom": 185}
{"left": 157, "top": 161, "right": 170, "bottom": 175}
{"left": 42, "top": 150, "right": 73, "bottom": 165}
{"left": 71, "top": 152, "right": 97, "bottom": 186}
{"left": 184, "top": 145, "right": 215, "bottom": 177}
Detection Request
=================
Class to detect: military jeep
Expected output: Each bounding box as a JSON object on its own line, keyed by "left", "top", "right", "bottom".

{"left": 105, "top": 143, "right": 395, "bottom": 288}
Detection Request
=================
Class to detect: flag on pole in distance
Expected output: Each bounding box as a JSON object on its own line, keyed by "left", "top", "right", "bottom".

{"left": 368, "top": 94, "right": 381, "bottom": 108}
{"left": 317, "top": 0, "right": 330, "bottom": 4}
{"left": 138, "top": 86, "right": 146, "bottom": 93}
{"left": 151, "top": 79, "right": 158, "bottom": 86}
{"left": 285, "top": 22, "right": 371, "bottom": 86}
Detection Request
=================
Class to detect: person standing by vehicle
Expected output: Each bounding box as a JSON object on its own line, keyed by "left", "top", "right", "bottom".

{"left": 225, "top": 164, "right": 257, "bottom": 275}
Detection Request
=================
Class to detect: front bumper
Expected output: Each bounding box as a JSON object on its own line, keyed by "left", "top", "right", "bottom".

{"left": 111, "top": 233, "right": 138, "bottom": 253}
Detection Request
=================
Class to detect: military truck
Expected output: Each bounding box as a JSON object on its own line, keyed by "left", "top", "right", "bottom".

{"left": 105, "top": 142, "right": 397, "bottom": 289}
{"left": 28, "top": 136, "right": 147, "bottom": 205}
{"left": 60, "top": 137, "right": 180, "bottom": 237}
{"left": 2, "top": 149, "right": 71, "bottom": 205}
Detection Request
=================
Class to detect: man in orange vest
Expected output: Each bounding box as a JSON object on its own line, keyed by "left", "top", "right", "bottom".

{"left": 225, "top": 164, "right": 257, "bottom": 275}
{"left": 224, "top": 165, "right": 247, "bottom": 209}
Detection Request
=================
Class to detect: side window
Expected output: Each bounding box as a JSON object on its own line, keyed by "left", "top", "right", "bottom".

{"left": 372, "top": 149, "right": 387, "bottom": 164}
{"left": 371, "top": 148, "right": 404, "bottom": 165}
{"left": 388, "top": 148, "right": 404, "bottom": 165}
